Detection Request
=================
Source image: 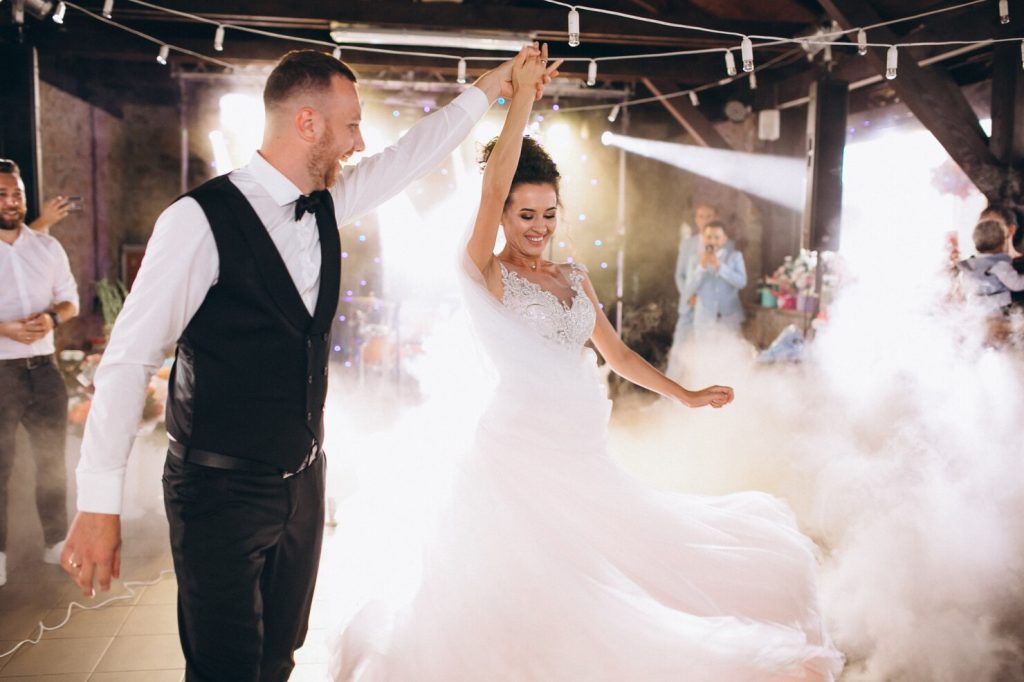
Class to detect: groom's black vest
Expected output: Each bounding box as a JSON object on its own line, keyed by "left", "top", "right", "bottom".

{"left": 165, "top": 175, "right": 341, "bottom": 471}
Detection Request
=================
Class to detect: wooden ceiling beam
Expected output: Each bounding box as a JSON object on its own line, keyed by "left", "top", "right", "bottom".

{"left": 817, "top": 0, "right": 1005, "bottom": 199}
{"left": 641, "top": 77, "right": 732, "bottom": 149}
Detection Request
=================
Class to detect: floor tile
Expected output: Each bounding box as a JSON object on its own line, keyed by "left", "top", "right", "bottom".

{"left": 133, "top": 580, "right": 177, "bottom": 607}
{"left": 0, "top": 674, "right": 89, "bottom": 681}
{"left": 0, "top": 609, "right": 48, "bottom": 640}
{"left": 116, "top": 605, "right": 178, "bottom": 636}
{"left": 0, "top": 640, "right": 21, "bottom": 674}
{"left": 93, "top": 635, "right": 183, "bottom": 672}
{"left": 39, "top": 607, "right": 131, "bottom": 639}
{"left": 89, "top": 670, "right": 183, "bottom": 681}
{"left": 0, "top": 636, "right": 112, "bottom": 676}
{"left": 0, "top": 583, "right": 65, "bottom": 611}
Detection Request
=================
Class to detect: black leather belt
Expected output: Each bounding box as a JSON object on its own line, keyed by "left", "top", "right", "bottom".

{"left": 0, "top": 354, "right": 55, "bottom": 370}
{"left": 167, "top": 439, "right": 321, "bottom": 478}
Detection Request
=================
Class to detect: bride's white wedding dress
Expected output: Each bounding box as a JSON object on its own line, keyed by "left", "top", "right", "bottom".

{"left": 328, "top": 254, "right": 844, "bottom": 681}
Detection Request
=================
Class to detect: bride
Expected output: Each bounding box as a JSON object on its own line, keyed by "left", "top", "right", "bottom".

{"left": 330, "top": 45, "right": 844, "bottom": 681}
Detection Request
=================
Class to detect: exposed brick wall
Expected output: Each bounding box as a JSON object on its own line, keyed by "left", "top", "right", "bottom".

{"left": 38, "top": 82, "right": 179, "bottom": 349}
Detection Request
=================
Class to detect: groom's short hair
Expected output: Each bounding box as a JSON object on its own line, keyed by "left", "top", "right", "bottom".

{"left": 264, "top": 50, "right": 359, "bottom": 109}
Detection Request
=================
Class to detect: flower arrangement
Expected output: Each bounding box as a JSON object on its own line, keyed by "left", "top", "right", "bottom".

{"left": 759, "top": 249, "right": 818, "bottom": 311}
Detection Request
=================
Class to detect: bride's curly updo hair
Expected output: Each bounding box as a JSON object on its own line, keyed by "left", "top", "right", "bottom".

{"left": 479, "top": 136, "right": 561, "bottom": 207}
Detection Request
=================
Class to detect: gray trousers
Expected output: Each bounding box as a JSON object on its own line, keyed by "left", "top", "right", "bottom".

{"left": 0, "top": 357, "right": 69, "bottom": 552}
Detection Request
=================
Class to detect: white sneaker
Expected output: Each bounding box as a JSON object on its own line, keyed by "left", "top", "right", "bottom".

{"left": 0, "top": 551, "right": 7, "bottom": 587}
{"left": 42, "top": 541, "right": 64, "bottom": 565}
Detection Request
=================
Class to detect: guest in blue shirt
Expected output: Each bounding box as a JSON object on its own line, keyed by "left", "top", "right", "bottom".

{"left": 666, "top": 203, "right": 719, "bottom": 378}
{"left": 684, "top": 220, "right": 747, "bottom": 334}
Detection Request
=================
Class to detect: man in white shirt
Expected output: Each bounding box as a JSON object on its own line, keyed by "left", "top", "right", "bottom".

{"left": 0, "top": 159, "right": 80, "bottom": 587}
{"left": 61, "top": 48, "right": 555, "bottom": 681}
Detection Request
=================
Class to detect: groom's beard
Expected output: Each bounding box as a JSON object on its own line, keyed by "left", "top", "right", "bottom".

{"left": 0, "top": 207, "right": 25, "bottom": 230}
{"left": 308, "top": 123, "right": 340, "bottom": 190}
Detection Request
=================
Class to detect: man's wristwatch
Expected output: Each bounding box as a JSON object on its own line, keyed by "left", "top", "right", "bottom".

{"left": 47, "top": 310, "right": 60, "bottom": 328}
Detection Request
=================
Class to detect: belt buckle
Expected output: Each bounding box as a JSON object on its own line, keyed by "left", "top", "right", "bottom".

{"left": 26, "top": 355, "right": 46, "bottom": 370}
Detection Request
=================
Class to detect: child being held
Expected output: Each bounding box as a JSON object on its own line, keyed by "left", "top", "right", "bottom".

{"left": 958, "top": 218, "right": 1024, "bottom": 315}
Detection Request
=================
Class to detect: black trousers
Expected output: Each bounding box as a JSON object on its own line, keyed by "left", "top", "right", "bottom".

{"left": 0, "top": 359, "right": 68, "bottom": 552}
{"left": 162, "top": 452, "right": 325, "bottom": 682}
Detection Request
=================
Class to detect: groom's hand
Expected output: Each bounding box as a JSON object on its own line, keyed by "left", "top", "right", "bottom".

{"left": 475, "top": 44, "right": 559, "bottom": 103}
{"left": 62, "top": 511, "right": 122, "bottom": 597}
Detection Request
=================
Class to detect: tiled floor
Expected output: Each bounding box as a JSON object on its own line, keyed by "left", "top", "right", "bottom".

{"left": 0, "top": 432, "right": 331, "bottom": 681}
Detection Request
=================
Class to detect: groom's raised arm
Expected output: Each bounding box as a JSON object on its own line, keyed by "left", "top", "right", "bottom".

{"left": 329, "top": 58, "right": 527, "bottom": 226}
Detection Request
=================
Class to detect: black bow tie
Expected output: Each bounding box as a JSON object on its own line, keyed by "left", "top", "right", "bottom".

{"left": 294, "top": 190, "right": 329, "bottom": 221}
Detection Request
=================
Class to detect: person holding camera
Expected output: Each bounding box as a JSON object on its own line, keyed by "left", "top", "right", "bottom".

{"left": 0, "top": 159, "right": 80, "bottom": 587}
{"left": 683, "top": 220, "right": 747, "bottom": 335}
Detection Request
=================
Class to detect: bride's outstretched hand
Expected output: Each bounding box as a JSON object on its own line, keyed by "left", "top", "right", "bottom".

{"left": 685, "top": 385, "right": 735, "bottom": 409}
{"left": 512, "top": 43, "right": 562, "bottom": 101}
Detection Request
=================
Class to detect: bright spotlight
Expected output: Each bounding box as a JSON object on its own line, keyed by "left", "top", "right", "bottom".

{"left": 601, "top": 131, "right": 614, "bottom": 146}
{"left": 603, "top": 132, "right": 805, "bottom": 210}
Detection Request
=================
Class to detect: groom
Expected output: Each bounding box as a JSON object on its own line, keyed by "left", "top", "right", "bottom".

{"left": 62, "top": 48, "right": 552, "bottom": 681}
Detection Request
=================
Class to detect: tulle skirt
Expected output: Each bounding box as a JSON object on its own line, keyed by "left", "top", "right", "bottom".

{"left": 327, "top": 367, "right": 843, "bottom": 681}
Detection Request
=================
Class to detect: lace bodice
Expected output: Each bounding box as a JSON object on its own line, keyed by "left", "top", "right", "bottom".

{"left": 499, "top": 262, "right": 595, "bottom": 349}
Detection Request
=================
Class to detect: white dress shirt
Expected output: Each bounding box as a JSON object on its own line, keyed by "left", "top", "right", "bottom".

{"left": 77, "top": 86, "right": 490, "bottom": 514}
{"left": 0, "top": 226, "right": 80, "bottom": 360}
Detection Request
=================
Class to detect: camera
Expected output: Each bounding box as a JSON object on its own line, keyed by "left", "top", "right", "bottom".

{"left": 66, "top": 196, "right": 83, "bottom": 212}
{"left": 704, "top": 244, "right": 714, "bottom": 253}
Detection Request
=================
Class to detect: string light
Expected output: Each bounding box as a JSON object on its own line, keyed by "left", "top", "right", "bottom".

{"left": 332, "top": 46, "right": 341, "bottom": 60}
{"left": 1000, "top": 0, "right": 1010, "bottom": 24}
{"left": 724, "top": 49, "right": 737, "bottom": 76}
{"left": 101, "top": 0, "right": 113, "bottom": 18}
{"left": 157, "top": 43, "right": 169, "bottom": 64}
{"left": 568, "top": 7, "right": 580, "bottom": 47}
{"left": 457, "top": 58, "right": 467, "bottom": 84}
{"left": 740, "top": 36, "right": 754, "bottom": 72}
{"left": 587, "top": 59, "right": 597, "bottom": 86}
{"left": 52, "top": 2, "right": 66, "bottom": 23}
{"left": 1020, "top": 39, "right": 1024, "bottom": 70}
{"left": 689, "top": 90, "right": 700, "bottom": 106}
{"left": 214, "top": 24, "right": 225, "bottom": 51}
{"left": 857, "top": 29, "right": 868, "bottom": 55}
{"left": 886, "top": 44, "right": 898, "bottom": 79}
{"left": 607, "top": 103, "right": 620, "bottom": 122}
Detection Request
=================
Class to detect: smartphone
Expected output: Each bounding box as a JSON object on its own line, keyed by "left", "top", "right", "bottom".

{"left": 66, "top": 196, "right": 83, "bottom": 212}
{"left": 704, "top": 244, "right": 714, "bottom": 253}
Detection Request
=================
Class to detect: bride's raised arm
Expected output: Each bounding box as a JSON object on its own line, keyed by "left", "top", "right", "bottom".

{"left": 466, "top": 44, "right": 558, "bottom": 275}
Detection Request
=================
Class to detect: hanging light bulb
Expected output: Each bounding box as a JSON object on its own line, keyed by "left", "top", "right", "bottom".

{"left": 1000, "top": 0, "right": 1010, "bottom": 24}
{"left": 157, "top": 44, "right": 170, "bottom": 65}
{"left": 568, "top": 8, "right": 580, "bottom": 47}
{"left": 1019, "top": 39, "right": 1024, "bottom": 70}
{"left": 740, "top": 36, "right": 754, "bottom": 72}
{"left": 52, "top": 1, "right": 66, "bottom": 24}
{"left": 749, "top": 71, "right": 757, "bottom": 90}
{"left": 332, "top": 46, "right": 341, "bottom": 60}
{"left": 857, "top": 29, "right": 868, "bottom": 56}
{"left": 724, "top": 50, "right": 737, "bottom": 76}
{"left": 885, "top": 45, "right": 898, "bottom": 80}
{"left": 607, "top": 104, "right": 620, "bottom": 123}
{"left": 457, "top": 58, "right": 467, "bottom": 84}
{"left": 102, "top": 0, "right": 113, "bottom": 18}
{"left": 689, "top": 91, "right": 700, "bottom": 107}
{"left": 214, "top": 24, "right": 225, "bottom": 52}
{"left": 587, "top": 59, "right": 597, "bottom": 86}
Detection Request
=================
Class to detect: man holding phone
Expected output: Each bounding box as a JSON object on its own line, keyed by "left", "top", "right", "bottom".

{"left": 683, "top": 220, "right": 747, "bottom": 335}
{"left": 0, "top": 159, "right": 80, "bottom": 587}
{"left": 29, "top": 194, "right": 79, "bottom": 234}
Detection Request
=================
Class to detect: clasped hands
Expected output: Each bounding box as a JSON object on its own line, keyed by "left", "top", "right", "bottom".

{"left": 508, "top": 43, "right": 562, "bottom": 100}
{"left": 0, "top": 312, "right": 55, "bottom": 345}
